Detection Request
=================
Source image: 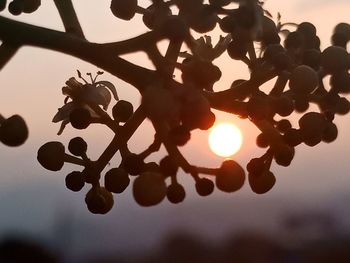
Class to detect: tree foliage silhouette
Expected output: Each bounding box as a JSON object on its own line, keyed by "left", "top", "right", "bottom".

{"left": 0, "top": 0, "right": 349, "bottom": 214}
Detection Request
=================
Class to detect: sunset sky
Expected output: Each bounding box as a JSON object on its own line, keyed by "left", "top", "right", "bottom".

{"left": 0, "top": 0, "right": 349, "bottom": 259}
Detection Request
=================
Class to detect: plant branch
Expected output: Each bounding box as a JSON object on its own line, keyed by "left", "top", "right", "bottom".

{"left": 53, "top": 0, "right": 85, "bottom": 39}
{"left": 0, "top": 15, "right": 156, "bottom": 91}
{"left": 0, "top": 42, "right": 19, "bottom": 70}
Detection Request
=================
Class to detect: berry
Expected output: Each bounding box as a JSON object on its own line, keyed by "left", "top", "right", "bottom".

{"left": 227, "top": 39, "right": 248, "bottom": 60}
{"left": 321, "top": 46, "right": 349, "bottom": 73}
{"left": 283, "top": 128, "right": 302, "bottom": 147}
{"left": 322, "top": 122, "right": 338, "bottom": 143}
{"left": 249, "top": 171, "right": 276, "bottom": 194}
{"left": 302, "top": 49, "right": 321, "bottom": 70}
{"left": 0, "top": 0, "right": 7, "bottom": 12}
{"left": 8, "top": 0, "right": 22, "bottom": 16}
{"left": 195, "top": 178, "right": 214, "bottom": 196}
{"left": 256, "top": 133, "right": 269, "bottom": 148}
{"left": 247, "top": 158, "right": 265, "bottom": 176}
{"left": 85, "top": 187, "right": 114, "bottom": 214}
{"left": 289, "top": 65, "right": 318, "bottom": 95}
{"left": 112, "top": 100, "right": 133, "bottom": 122}
{"left": 21, "top": 0, "right": 40, "bottom": 13}
{"left": 284, "top": 31, "right": 304, "bottom": 50}
{"left": 276, "top": 119, "right": 292, "bottom": 133}
{"left": 37, "top": 141, "right": 65, "bottom": 171}
{"left": 104, "top": 168, "right": 130, "bottom": 193}
{"left": 167, "top": 183, "right": 186, "bottom": 204}
{"left": 273, "top": 143, "right": 295, "bottom": 167}
{"left": 215, "top": 160, "right": 245, "bottom": 193}
{"left": 189, "top": 5, "right": 217, "bottom": 34}
{"left": 69, "top": 108, "right": 91, "bottom": 129}
{"left": 0, "top": 115, "right": 28, "bottom": 147}
{"left": 65, "top": 171, "right": 85, "bottom": 192}
{"left": 299, "top": 112, "right": 326, "bottom": 143}
{"left": 297, "top": 22, "right": 316, "bottom": 36}
{"left": 68, "top": 137, "right": 87, "bottom": 156}
{"left": 219, "top": 15, "right": 237, "bottom": 33}
{"left": 133, "top": 172, "right": 166, "bottom": 206}
{"left": 110, "top": 0, "right": 137, "bottom": 20}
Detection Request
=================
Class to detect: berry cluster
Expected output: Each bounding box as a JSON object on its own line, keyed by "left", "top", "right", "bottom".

{"left": 0, "top": 0, "right": 348, "bottom": 214}
{"left": 0, "top": 0, "right": 41, "bottom": 16}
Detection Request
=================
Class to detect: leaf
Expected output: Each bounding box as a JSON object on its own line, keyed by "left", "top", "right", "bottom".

{"left": 57, "top": 119, "right": 69, "bottom": 135}
{"left": 52, "top": 102, "right": 75, "bottom": 123}
{"left": 95, "top": 81, "right": 119, "bottom": 101}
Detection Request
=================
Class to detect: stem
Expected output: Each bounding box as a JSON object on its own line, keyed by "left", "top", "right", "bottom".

{"left": 0, "top": 113, "right": 5, "bottom": 123}
{"left": 269, "top": 71, "right": 289, "bottom": 96}
{"left": 53, "top": 0, "right": 85, "bottom": 39}
{"left": 0, "top": 42, "right": 19, "bottom": 70}
{"left": 95, "top": 105, "right": 146, "bottom": 172}
{"left": 64, "top": 153, "right": 85, "bottom": 166}
{"left": 0, "top": 16, "right": 156, "bottom": 91}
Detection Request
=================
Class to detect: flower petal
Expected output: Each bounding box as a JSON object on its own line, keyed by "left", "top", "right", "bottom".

{"left": 52, "top": 102, "right": 76, "bottom": 123}
{"left": 95, "top": 81, "right": 119, "bottom": 101}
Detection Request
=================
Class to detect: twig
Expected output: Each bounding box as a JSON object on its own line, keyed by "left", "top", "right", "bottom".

{"left": 53, "top": 0, "right": 85, "bottom": 39}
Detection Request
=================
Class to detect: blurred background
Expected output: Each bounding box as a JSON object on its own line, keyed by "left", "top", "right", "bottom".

{"left": 0, "top": 0, "right": 349, "bottom": 262}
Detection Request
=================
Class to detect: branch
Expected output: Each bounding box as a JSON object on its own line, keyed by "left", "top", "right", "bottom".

{"left": 0, "top": 42, "right": 19, "bottom": 70}
{"left": 53, "top": 0, "right": 85, "bottom": 39}
{"left": 0, "top": 15, "right": 157, "bottom": 91}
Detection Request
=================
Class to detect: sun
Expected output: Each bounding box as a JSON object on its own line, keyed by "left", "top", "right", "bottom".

{"left": 208, "top": 122, "right": 243, "bottom": 157}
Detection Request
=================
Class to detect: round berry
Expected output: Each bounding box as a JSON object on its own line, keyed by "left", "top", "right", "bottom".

{"left": 112, "top": 100, "right": 133, "bottom": 122}
{"left": 289, "top": 65, "right": 318, "bottom": 94}
{"left": 195, "top": 178, "right": 214, "bottom": 196}
{"left": 167, "top": 183, "right": 186, "bottom": 204}
{"left": 0, "top": 115, "right": 28, "bottom": 147}
{"left": 104, "top": 168, "right": 130, "bottom": 194}
{"left": 249, "top": 171, "right": 276, "bottom": 194}
{"left": 215, "top": 160, "right": 245, "bottom": 193}
{"left": 133, "top": 172, "right": 167, "bottom": 206}
{"left": 85, "top": 187, "right": 114, "bottom": 214}
{"left": 69, "top": 108, "right": 91, "bottom": 130}
{"left": 68, "top": 137, "right": 87, "bottom": 156}
{"left": 159, "top": 155, "right": 178, "bottom": 177}
{"left": 110, "top": 0, "right": 137, "bottom": 20}
{"left": 8, "top": 0, "right": 22, "bottom": 16}
{"left": 37, "top": 141, "right": 65, "bottom": 171}
{"left": 65, "top": 171, "right": 85, "bottom": 192}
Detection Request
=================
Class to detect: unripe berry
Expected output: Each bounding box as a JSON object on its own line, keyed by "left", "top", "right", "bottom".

{"left": 167, "top": 183, "right": 186, "bottom": 204}
{"left": 65, "top": 171, "right": 85, "bottom": 192}
{"left": 321, "top": 46, "right": 349, "bottom": 73}
{"left": 215, "top": 160, "right": 245, "bottom": 193}
{"left": 112, "top": 100, "right": 133, "bottom": 122}
{"left": 104, "top": 168, "right": 130, "bottom": 194}
{"left": 249, "top": 171, "right": 276, "bottom": 194}
{"left": 68, "top": 137, "right": 87, "bottom": 156}
{"left": 8, "top": 0, "right": 22, "bottom": 16}
{"left": 289, "top": 65, "right": 318, "bottom": 94}
{"left": 133, "top": 172, "right": 167, "bottom": 206}
{"left": 110, "top": 0, "right": 137, "bottom": 20}
{"left": 37, "top": 141, "right": 65, "bottom": 171}
{"left": 21, "top": 0, "right": 40, "bottom": 13}
{"left": 0, "top": 115, "right": 28, "bottom": 147}
{"left": 195, "top": 178, "right": 214, "bottom": 196}
{"left": 69, "top": 108, "right": 91, "bottom": 130}
{"left": 85, "top": 187, "right": 114, "bottom": 214}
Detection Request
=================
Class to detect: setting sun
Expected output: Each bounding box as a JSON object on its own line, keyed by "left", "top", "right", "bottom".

{"left": 208, "top": 122, "right": 243, "bottom": 157}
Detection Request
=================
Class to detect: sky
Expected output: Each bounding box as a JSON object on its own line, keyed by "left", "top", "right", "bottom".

{"left": 0, "top": 0, "right": 349, "bottom": 260}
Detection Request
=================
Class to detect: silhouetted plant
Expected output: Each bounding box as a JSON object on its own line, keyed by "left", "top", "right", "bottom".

{"left": 0, "top": 0, "right": 349, "bottom": 214}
